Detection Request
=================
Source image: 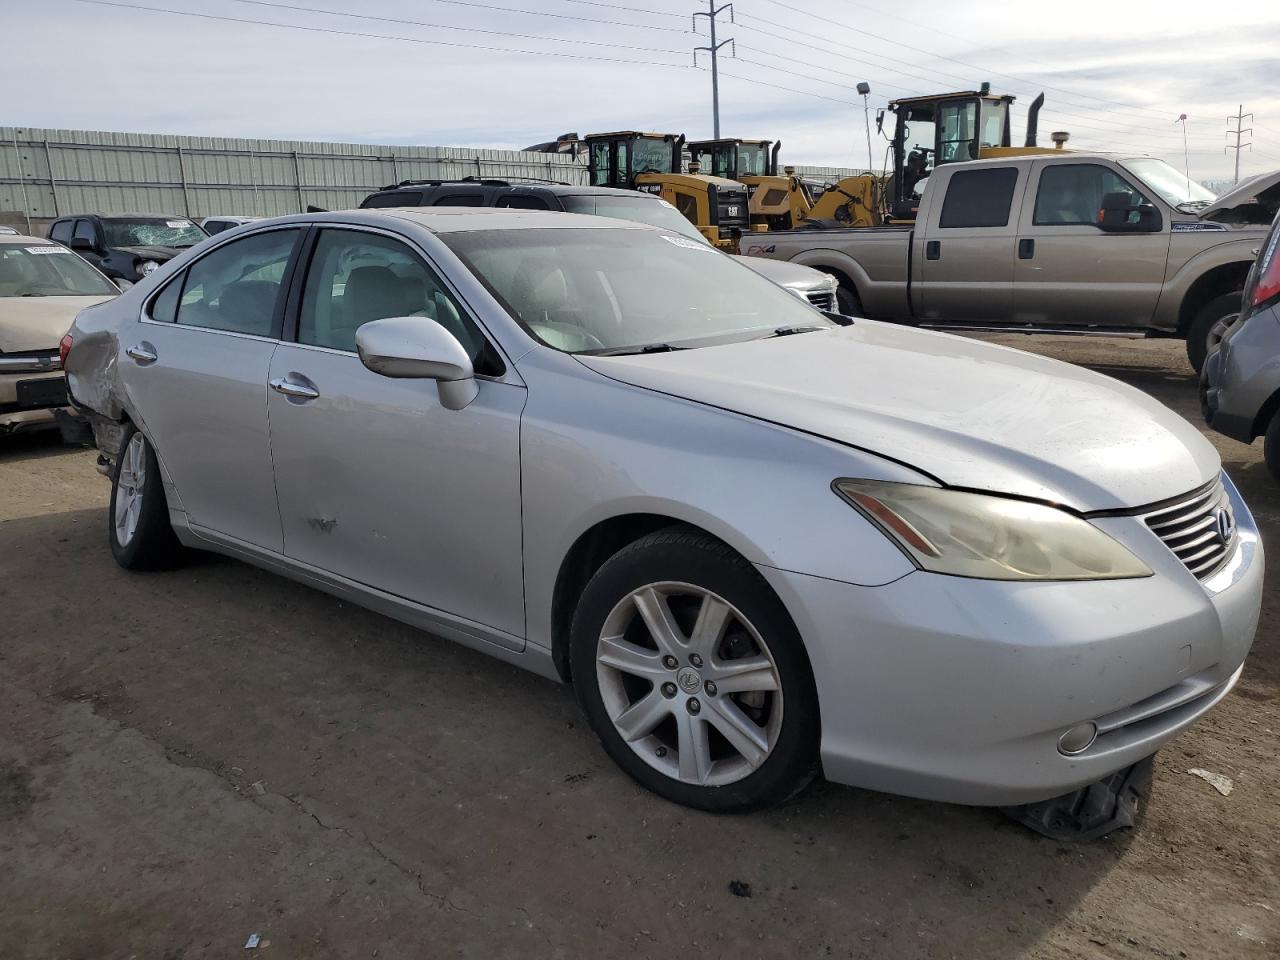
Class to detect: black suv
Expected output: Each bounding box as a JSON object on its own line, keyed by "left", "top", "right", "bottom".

{"left": 48, "top": 214, "right": 207, "bottom": 286}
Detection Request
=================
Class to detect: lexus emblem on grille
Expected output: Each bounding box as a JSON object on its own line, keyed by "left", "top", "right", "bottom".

{"left": 1215, "top": 506, "right": 1236, "bottom": 545}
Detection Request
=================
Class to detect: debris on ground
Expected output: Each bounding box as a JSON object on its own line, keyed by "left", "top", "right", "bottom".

{"left": 728, "top": 880, "right": 752, "bottom": 898}
{"left": 1187, "top": 768, "right": 1234, "bottom": 796}
{"left": 245, "top": 933, "right": 261, "bottom": 949}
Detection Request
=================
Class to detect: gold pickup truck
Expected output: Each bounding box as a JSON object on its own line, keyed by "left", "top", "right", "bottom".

{"left": 741, "top": 152, "right": 1279, "bottom": 372}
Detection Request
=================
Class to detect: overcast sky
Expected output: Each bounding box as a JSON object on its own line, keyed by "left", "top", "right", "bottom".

{"left": 7, "top": 0, "right": 1280, "bottom": 182}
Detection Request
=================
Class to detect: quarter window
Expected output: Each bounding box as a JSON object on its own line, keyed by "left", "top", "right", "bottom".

{"left": 174, "top": 229, "right": 298, "bottom": 336}
{"left": 298, "top": 229, "right": 490, "bottom": 364}
{"left": 1033, "top": 164, "right": 1150, "bottom": 226}
{"left": 150, "top": 277, "right": 181, "bottom": 323}
{"left": 938, "top": 168, "right": 1019, "bottom": 228}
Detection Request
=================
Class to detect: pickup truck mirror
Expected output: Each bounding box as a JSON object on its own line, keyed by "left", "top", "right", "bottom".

{"left": 69, "top": 236, "right": 98, "bottom": 252}
{"left": 1097, "top": 193, "right": 1162, "bottom": 234}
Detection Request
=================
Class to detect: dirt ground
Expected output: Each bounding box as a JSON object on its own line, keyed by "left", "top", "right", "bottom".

{"left": 1, "top": 334, "right": 1276, "bottom": 960}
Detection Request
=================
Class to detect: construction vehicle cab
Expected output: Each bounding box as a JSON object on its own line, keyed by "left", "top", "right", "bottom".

{"left": 584, "top": 131, "right": 749, "bottom": 249}
{"left": 881, "top": 88, "right": 1055, "bottom": 221}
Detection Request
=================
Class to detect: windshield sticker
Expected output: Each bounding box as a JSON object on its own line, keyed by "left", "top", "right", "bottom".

{"left": 25, "top": 245, "right": 72, "bottom": 254}
{"left": 165, "top": 220, "right": 188, "bottom": 228}
{"left": 660, "top": 234, "right": 716, "bottom": 252}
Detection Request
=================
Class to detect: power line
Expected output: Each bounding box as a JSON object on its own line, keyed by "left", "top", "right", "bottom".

{"left": 67, "top": 0, "right": 694, "bottom": 62}
{"left": 229, "top": 0, "right": 686, "bottom": 53}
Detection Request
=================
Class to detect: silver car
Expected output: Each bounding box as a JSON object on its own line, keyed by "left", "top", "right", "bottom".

{"left": 64, "top": 209, "right": 1262, "bottom": 827}
{"left": 1202, "top": 206, "right": 1280, "bottom": 478}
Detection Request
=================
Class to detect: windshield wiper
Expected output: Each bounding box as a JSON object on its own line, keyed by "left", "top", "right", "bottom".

{"left": 767, "top": 325, "right": 826, "bottom": 338}
{"left": 587, "top": 342, "right": 686, "bottom": 357}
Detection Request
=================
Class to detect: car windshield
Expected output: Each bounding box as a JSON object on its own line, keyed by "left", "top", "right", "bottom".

{"left": 101, "top": 217, "right": 207, "bottom": 248}
{"left": 560, "top": 196, "right": 709, "bottom": 244}
{"left": 443, "top": 227, "right": 832, "bottom": 355}
{"left": 1120, "top": 158, "right": 1218, "bottom": 209}
{"left": 631, "top": 137, "right": 672, "bottom": 175}
{"left": 0, "top": 243, "right": 118, "bottom": 297}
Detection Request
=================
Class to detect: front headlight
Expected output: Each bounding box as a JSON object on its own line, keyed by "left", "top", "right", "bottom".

{"left": 834, "top": 479, "right": 1151, "bottom": 581}
{"left": 138, "top": 259, "right": 161, "bottom": 278}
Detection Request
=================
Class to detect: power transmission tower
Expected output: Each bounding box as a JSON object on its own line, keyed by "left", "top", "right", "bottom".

{"left": 693, "top": 2, "right": 734, "bottom": 139}
{"left": 1226, "top": 105, "right": 1253, "bottom": 184}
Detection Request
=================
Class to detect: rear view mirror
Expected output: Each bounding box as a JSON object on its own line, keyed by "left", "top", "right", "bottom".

{"left": 355, "top": 316, "right": 478, "bottom": 410}
{"left": 1097, "top": 192, "right": 1162, "bottom": 233}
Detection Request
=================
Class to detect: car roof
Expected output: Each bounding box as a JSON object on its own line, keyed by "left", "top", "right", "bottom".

{"left": 56, "top": 212, "right": 196, "bottom": 220}
{"left": 0, "top": 234, "right": 54, "bottom": 244}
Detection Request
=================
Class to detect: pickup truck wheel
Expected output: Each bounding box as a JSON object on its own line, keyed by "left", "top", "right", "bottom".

{"left": 835, "top": 284, "right": 863, "bottom": 317}
{"left": 1186, "top": 293, "right": 1241, "bottom": 374}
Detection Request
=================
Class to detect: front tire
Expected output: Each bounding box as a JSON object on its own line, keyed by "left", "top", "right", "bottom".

{"left": 1262, "top": 411, "right": 1280, "bottom": 485}
{"left": 109, "top": 425, "right": 183, "bottom": 570}
{"left": 1186, "top": 292, "right": 1241, "bottom": 374}
{"left": 570, "top": 527, "right": 819, "bottom": 812}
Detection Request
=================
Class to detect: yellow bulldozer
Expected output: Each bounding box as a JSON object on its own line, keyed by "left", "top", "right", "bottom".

{"left": 582, "top": 131, "right": 752, "bottom": 249}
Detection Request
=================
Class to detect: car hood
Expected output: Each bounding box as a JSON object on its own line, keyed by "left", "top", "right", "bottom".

{"left": 114, "top": 244, "right": 185, "bottom": 260}
{"left": 577, "top": 322, "right": 1218, "bottom": 512}
{"left": 1, "top": 295, "right": 115, "bottom": 351}
{"left": 1199, "top": 169, "right": 1280, "bottom": 222}
{"left": 732, "top": 254, "right": 834, "bottom": 295}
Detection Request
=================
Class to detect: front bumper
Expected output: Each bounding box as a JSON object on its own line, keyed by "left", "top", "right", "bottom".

{"left": 759, "top": 474, "right": 1263, "bottom": 806}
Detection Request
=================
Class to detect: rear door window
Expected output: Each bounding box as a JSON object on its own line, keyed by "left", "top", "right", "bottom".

{"left": 175, "top": 229, "right": 300, "bottom": 336}
{"left": 49, "top": 220, "right": 73, "bottom": 244}
{"left": 938, "top": 168, "right": 1019, "bottom": 228}
{"left": 434, "top": 194, "right": 485, "bottom": 207}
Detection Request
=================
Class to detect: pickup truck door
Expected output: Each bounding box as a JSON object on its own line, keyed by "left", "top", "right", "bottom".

{"left": 1013, "top": 159, "right": 1171, "bottom": 326}
{"left": 913, "top": 165, "right": 1023, "bottom": 323}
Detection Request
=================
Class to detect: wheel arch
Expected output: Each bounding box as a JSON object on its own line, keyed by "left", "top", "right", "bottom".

{"left": 1177, "top": 261, "right": 1252, "bottom": 334}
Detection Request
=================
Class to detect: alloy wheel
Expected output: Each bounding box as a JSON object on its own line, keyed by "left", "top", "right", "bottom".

{"left": 114, "top": 432, "right": 147, "bottom": 546}
{"left": 595, "top": 581, "right": 784, "bottom": 787}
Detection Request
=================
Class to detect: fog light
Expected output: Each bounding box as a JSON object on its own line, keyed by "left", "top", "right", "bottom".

{"left": 1058, "top": 722, "right": 1098, "bottom": 756}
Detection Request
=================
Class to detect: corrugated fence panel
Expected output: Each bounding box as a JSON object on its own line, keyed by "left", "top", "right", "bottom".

{"left": 1, "top": 126, "right": 589, "bottom": 221}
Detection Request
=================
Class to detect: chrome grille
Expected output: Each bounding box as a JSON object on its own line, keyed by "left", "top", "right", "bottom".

{"left": 1143, "top": 477, "right": 1235, "bottom": 579}
{"left": 806, "top": 291, "right": 835, "bottom": 311}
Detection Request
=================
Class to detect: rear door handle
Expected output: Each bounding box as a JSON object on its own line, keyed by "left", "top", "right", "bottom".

{"left": 269, "top": 375, "right": 320, "bottom": 401}
{"left": 1018, "top": 238, "right": 1035, "bottom": 259}
{"left": 925, "top": 240, "right": 941, "bottom": 260}
{"left": 125, "top": 342, "right": 157, "bottom": 364}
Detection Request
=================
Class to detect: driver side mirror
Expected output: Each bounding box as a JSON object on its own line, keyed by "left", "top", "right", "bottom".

{"left": 355, "top": 316, "right": 479, "bottom": 411}
{"left": 69, "top": 236, "right": 98, "bottom": 253}
{"left": 1097, "top": 192, "right": 1162, "bottom": 233}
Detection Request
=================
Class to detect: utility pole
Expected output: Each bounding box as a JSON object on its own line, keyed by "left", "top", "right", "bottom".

{"left": 1174, "top": 113, "right": 1191, "bottom": 194}
{"left": 1226, "top": 105, "right": 1253, "bottom": 184}
{"left": 693, "top": 2, "right": 734, "bottom": 139}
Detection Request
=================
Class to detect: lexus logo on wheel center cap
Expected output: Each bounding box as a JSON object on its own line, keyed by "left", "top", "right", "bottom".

{"left": 676, "top": 667, "right": 703, "bottom": 694}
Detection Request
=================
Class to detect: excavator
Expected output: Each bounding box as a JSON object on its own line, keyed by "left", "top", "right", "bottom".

{"left": 579, "top": 131, "right": 753, "bottom": 249}
{"left": 687, "top": 137, "right": 883, "bottom": 229}
{"left": 880, "top": 86, "right": 1061, "bottom": 221}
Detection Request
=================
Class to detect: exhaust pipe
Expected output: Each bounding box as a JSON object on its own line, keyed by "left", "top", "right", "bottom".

{"left": 1024, "top": 92, "right": 1045, "bottom": 148}
{"left": 673, "top": 134, "right": 687, "bottom": 174}
{"left": 770, "top": 140, "right": 782, "bottom": 177}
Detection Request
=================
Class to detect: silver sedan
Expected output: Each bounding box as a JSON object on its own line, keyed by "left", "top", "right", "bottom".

{"left": 64, "top": 209, "right": 1262, "bottom": 827}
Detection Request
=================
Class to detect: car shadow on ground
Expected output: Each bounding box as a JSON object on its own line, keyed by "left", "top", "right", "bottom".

{"left": 0, "top": 505, "right": 1138, "bottom": 957}
{"left": 0, "top": 429, "right": 79, "bottom": 463}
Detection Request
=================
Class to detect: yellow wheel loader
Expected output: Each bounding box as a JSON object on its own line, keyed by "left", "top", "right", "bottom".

{"left": 881, "top": 86, "right": 1061, "bottom": 222}
{"left": 687, "top": 137, "right": 884, "bottom": 230}
{"left": 583, "top": 131, "right": 750, "bottom": 250}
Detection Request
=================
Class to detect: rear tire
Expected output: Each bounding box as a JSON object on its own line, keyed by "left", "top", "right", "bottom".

{"left": 834, "top": 282, "right": 863, "bottom": 318}
{"left": 1186, "top": 292, "right": 1241, "bottom": 374}
{"left": 570, "top": 526, "right": 819, "bottom": 813}
{"left": 108, "top": 424, "right": 183, "bottom": 570}
{"left": 1263, "top": 412, "right": 1280, "bottom": 485}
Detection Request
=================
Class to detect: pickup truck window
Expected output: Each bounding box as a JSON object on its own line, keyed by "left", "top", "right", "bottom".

{"left": 939, "top": 168, "right": 1018, "bottom": 228}
{"left": 1033, "top": 164, "right": 1148, "bottom": 226}
{"left": 363, "top": 191, "right": 422, "bottom": 208}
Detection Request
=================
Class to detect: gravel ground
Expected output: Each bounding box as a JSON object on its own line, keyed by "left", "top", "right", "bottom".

{"left": 0, "top": 334, "right": 1276, "bottom": 959}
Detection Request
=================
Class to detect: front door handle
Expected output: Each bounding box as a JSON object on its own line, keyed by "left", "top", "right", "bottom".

{"left": 1018, "top": 238, "right": 1035, "bottom": 259}
{"left": 125, "top": 342, "right": 157, "bottom": 364}
{"left": 269, "top": 376, "right": 319, "bottom": 401}
{"left": 925, "top": 240, "right": 941, "bottom": 260}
